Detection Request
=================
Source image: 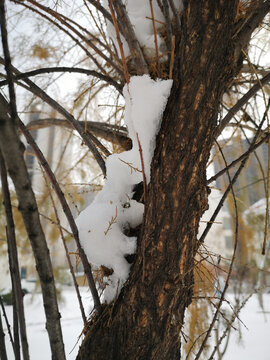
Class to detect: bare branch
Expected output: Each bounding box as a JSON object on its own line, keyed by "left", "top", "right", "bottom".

{"left": 168, "top": 0, "right": 181, "bottom": 33}
{"left": 207, "top": 131, "right": 270, "bottom": 185}
{"left": 0, "top": 149, "right": 30, "bottom": 360}
{"left": 0, "top": 56, "right": 107, "bottom": 176}
{"left": 0, "top": 100, "right": 66, "bottom": 359}
{"left": 195, "top": 142, "right": 239, "bottom": 360}
{"left": 0, "top": 66, "right": 123, "bottom": 94}
{"left": 42, "top": 170, "right": 87, "bottom": 325}
{"left": 162, "top": 0, "right": 173, "bottom": 51}
{"left": 0, "top": 4, "right": 66, "bottom": 352}
{"left": 16, "top": 111, "right": 102, "bottom": 315}
{"left": 25, "top": 118, "right": 132, "bottom": 150}
{"left": 112, "top": 0, "right": 149, "bottom": 75}
{"left": 201, "top": 101, "right": 268, "bottom": 243}
{"left": 233, "top": 1, "right": 270, "bottom": 62}
{"left": 0, "top": 305, "right": 8, "bottom": 360}
{"left": 86, "top": 0, "right": 114, "bottom": 24}
{"left": 217, "top": 71, "right": 270, "bottom": 135}
{"left": 19, "top": 0, "right": 124, "bottom": 77}
{"left": 0, "top": 296, "right": 12, "bottom": 359}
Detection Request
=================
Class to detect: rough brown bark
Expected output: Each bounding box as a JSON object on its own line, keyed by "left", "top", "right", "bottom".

{"left": 77, "top": 2, "right": 247, "bottom": 359}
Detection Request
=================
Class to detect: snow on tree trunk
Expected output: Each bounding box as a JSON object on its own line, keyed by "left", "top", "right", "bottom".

{"left": 76, "top": 1, "right": 252, "bottom": 359}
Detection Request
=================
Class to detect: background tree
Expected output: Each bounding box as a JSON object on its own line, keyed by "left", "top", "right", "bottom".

{"left": 0, "top": 1, "right": 270, "bottom": 359}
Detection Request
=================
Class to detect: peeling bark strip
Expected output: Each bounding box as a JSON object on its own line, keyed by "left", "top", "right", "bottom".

{"left": 76, "top": 1, "right": 259, "bottom": 359}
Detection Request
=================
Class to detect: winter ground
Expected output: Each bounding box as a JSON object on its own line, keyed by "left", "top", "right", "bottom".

{"left": 3, "top": 287, "right": 93, "bottom": 360}
{"left": 3, "top": 289, "right": 270, "bottom": 359}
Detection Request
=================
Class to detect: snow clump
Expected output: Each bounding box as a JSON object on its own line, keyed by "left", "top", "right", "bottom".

{"left": 76, "top": 75, "right": 172, "bottom": 302}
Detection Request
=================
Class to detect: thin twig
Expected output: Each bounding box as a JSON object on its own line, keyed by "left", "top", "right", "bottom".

{"left": 136, "top": 133, "right": 147, "bottom": 282}
{"left": 200, "top": 106, "right": 268, "bottom": 244}
{"left": 0, "top": 306, "right": 8, "bottom": 360}
{"left": 86, "top": 0, "right": 113, "bottom": 25}
{"left": 242, "top": 49, "right": 270, "bottom": 255}
{"left": 195, "top": 142, "right": 239, "bottom": 360}
{"left": 207, "top": 131, "right": 270, "bottom": 185}
{"left": 217, "top": 71, "right": 270, "bottom": 135}
{"left": 0, "top": 296, "right": 14, "bottom": 356}
{"left": 41, "top": 169, "right": 87, "bottom": 325}
{"left": 208, "top": 292, "right": 253, "bottom": 360}
{"left": 17, "top": 117, "right": 102, "bottom": 315}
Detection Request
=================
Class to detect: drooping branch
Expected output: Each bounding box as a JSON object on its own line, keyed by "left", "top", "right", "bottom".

{"left": 0, "top": 93, "right": 102, "bottom": 314}
{"left": 16, "top": 112, "right": 102, "bottom": 315}
{"left": 0, "top": 66, "right": 123, "bottom": 94}
{"left": 11, "top": 1, "right": 108, "bottom": 76}
{"left": 0, "top": 56, "right": 107, "bottom": 176}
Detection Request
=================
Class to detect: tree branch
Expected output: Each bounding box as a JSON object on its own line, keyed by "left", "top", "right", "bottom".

{"left": 217, "top": 71, "right": 270, "bottom": 135}
{"left": 17, "top": 112, "right": 102, "bottom": 315}
{"left": 0, "top": 305, "right": 8, "bottom": 360}
{"left": 0, "top": 66, "right": 123, "bottom": 94}
{"left": 233, "top": 1, "right": 270, "bottom": 63}
{"left": 0, "top": 149, "right": 30, "bottom": 360}
{"left": 0, "top": 3, "right": 66, "bottom": 354}
{"left": 86, "top": 0, "right": 114, "bottom": 24}
{"left": 0, "top": 56, "right": 107, "bottom": 176}
{"left": 201, "top": 98, "right": 268, "bottom": 243}
{"left": 207, "top": 131, "right": 270, "bottom": 185}
{"left": 19, "top": 0, "right": 124, "bottom": 78}
{"left": 112, "top": 0, "right": 149, "bottom": 75}
{"left": 25, "top": 118, "right": 132, "bottom": 150}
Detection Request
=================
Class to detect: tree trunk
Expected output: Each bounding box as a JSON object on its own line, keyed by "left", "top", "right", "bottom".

{"left": 77, "top": 1, "right": 257, "bottom": 359}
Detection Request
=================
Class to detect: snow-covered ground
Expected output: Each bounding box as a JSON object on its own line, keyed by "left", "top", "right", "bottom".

{"left": 2, "top": 289, "right": 270, "bottom": 359}
{"left": 3, "top": 287, "right": 93, "bottom": 360}
{"left": 223, "top": 293, "right": 270, "bottom": 360}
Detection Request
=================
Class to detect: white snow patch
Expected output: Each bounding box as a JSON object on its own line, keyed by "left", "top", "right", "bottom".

{"left": 76, "top": 75, "right": 172, "bottom": 302}
{"left": 124, "top": 75, "right": 173, "bottom": 182}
